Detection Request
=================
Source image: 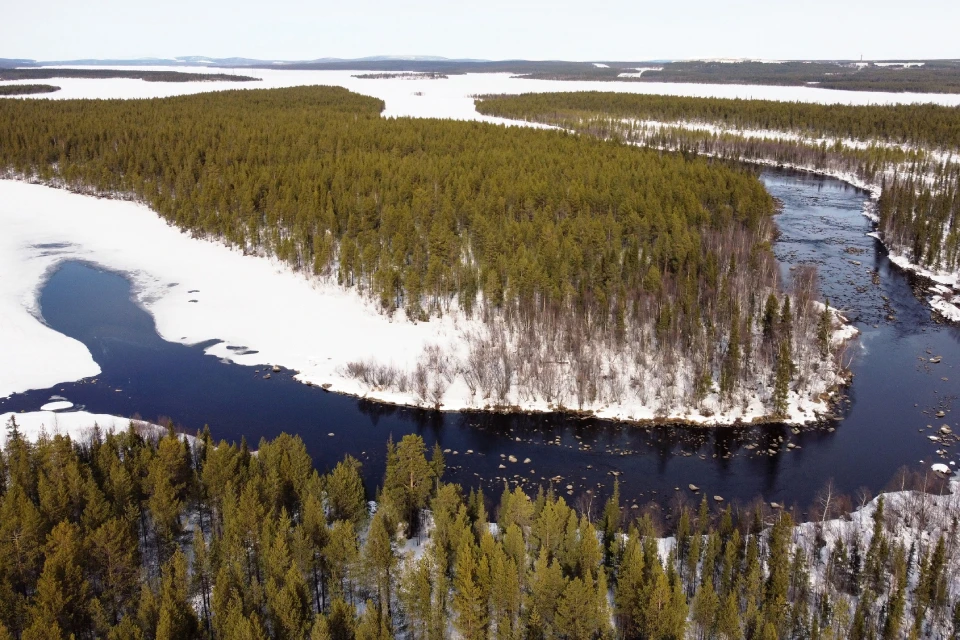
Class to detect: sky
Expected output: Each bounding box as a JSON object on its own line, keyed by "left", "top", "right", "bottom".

{"left": 3, "top": 0, "right": 959, "bottom": 62}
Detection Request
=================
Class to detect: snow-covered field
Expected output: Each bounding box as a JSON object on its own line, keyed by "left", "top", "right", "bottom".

{"left": 4, "top": 65, "right": 960, "bottom": 111}
{"left": 5, "top": 66, "right": 950, "bottom": 423}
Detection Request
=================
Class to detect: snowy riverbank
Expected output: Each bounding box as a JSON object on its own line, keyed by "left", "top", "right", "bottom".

{"left": 0, "top": 177, "right": 857, "bottom": 425}
{"left": 12, "top": 68, "right": 946, "bottom": 425}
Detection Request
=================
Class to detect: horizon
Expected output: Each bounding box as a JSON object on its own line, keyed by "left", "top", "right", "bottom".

{"left": 6, "top": 54, "right": 960, "bottom": 65}
{"left": 3, "top": 0, "right": 959, "bottom": 62}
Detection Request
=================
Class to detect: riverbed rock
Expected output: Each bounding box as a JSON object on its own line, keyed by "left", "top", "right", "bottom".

{"left": 508, "top": 455, "right": 517, "bottom": 463}
{"left": 272, "top": 365, "right": 281, "bottom": 372}
{"left": 941, "top": 426, "right": 953, "bottom": 435}
{"left": 713, "top": 495, "right": 724, "bottom": 502}
{"left": 523, "top": 458, "right": 531, "bottom": 464}
{"left": 930, "top": 356, "right": 942, "bottom": 363}
{"left": 936, "top": 410, "right": 946, "bottom": 418}
{"left": 688, "top": 484, "right": 699, "bottom": 492}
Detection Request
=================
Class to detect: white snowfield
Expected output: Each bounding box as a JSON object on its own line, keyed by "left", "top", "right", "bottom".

{"left": 11, "top": 65, "right": 954, "bottom": 422}
{"left": 4, "top": 65, "right": 960, "bottom": 109}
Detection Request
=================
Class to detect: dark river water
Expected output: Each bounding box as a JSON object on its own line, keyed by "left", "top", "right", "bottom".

{"left": 2, "top": 170, "right": 958, "bottom": 515}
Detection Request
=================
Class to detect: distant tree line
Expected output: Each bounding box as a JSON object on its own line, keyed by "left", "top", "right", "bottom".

{"left": 0, "top": 84, "right": 60, "bottom": 96}
{"left": 0, "top": 69, "right": 260, "bottom": 83}
{"left": 475, "top": 92, "right": 960, "bottom": 150}
{"left": 516, "top": 60, "right": 960, "bottom": 94}
{"left": 351, "top": 73, "right": 449, "bottom": 80}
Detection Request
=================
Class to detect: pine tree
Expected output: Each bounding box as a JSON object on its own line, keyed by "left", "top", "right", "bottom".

{"left": 311, "top": 614, "right": 333, "bottom": 640}
{"left": 28, "top": 521, "right": 90, "bottom": 637}
{"left": 155, "top": 550, "right": 200, "bottom": 640}
{"left": 382, "top": 435, "right": 436, "bottom": 534}
{"left": 692, "top": 579, "right": 719, "bottom": 638}
{"left": 363, "top": 510, "right": 397, "bottom": 620}
{"left": 326, "top": 455, "right": 367, "bottom": 526}
{"left": 764, "top": 512, "right": 793, "bottom": 633}
{"left": 773, "top": 338, "right": 793, "bottom": 417}
{"left": 817, "top": 300, "right": 832, "bottom": 358}
{"left": 600, "top": 479, "right": 621, "bottom": 564}
{"left": 452, "top": 539, "right": 489, "bottom": 640}
{"left": 555, "top": 577, "right": 601, "bottom": 639}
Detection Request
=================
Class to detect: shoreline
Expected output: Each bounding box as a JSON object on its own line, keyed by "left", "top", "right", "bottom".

{"left": 0, "top": 175, "right": 859, "bottom": 428}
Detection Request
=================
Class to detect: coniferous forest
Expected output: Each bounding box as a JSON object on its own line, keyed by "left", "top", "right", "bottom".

{"left": 0, "top": 419, "right": 957, "bottom": 640}
{"left": 0, "top": 86, "right": 843, "bottom": 417}
{"left": 477, "top": 92, "right": 960, "bottom": 282}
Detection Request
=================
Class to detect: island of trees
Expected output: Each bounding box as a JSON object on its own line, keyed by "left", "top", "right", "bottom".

{"left": 1, "top": 419, "right": 957, "bottom": 639}
{"left": 0, "top": 69, "right": 260, "bottom": 83}
{"left": 352, "top": 73, "right": 449, "bottom": 80}
{"left": 0, "top": 84, "right": 60, "bottom": 96}
{"left": 0, "top": 86, "right": 847, "bottom": 420}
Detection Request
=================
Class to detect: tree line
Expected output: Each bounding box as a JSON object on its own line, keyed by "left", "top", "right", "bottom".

{"left": 0, "top": 86, "right": 838, "bottom": 418}
{"left": 0, "top": 84, "right": 60, "bottom": 96}
{"left": 563, "top": 61, "right": 960, "bottom": 95}
{"left": 0, "top": 69, "right": 260, "bottom": 83}
{"left": 1, "top": 418, "right": 958, "bottom": 639}
{"left": 475, "top": 92, "right": 960, "bottom": 150}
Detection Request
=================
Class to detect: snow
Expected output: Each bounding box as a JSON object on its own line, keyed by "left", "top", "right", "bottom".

{"left": 874, "top": 61, "right": 925, "bottom": 67}
{"left": 931, "top": 463, "right": 951, "bottom": 474}
{"left": 39, "top": 400, "right": 73, "bottom": 411}
{"left": 0, "top": 410, "right": 165, "bottom": 448}
{"left": 3, "top": 65, "right": 960, "bottom": 110}
{"left": 616, "top": 67, "right": 663, "bottom": 78}
{"left": 592, "top": 63, "right": 610, "bottom": 68}
{"left": 794, "top": 479, "right": 960, "bottom": 630}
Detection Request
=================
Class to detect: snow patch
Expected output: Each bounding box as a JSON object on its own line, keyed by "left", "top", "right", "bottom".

{"left": 39, "top": 400, "right": 74, "bottom": 411}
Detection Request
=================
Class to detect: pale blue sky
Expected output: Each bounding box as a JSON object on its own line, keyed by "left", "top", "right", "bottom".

{"left": 3, "top": 0, "right": 958, "bottom": 62}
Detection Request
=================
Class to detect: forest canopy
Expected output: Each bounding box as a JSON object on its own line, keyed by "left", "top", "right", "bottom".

{"left": 475, "top": 91, "right": 960, "bottom": 150}
{"left": 0, "top": 85, "right": 773, "bottom": 318}
{"left": 0, "top": 86, "right": 840, "bottom": 416}
{"left": 0, "top": 419, "right": 956, "bottom": 639}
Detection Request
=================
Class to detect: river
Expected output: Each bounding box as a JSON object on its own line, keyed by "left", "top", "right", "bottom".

{"left": 2, "top": 169, "right": 958, "bottom": 516}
